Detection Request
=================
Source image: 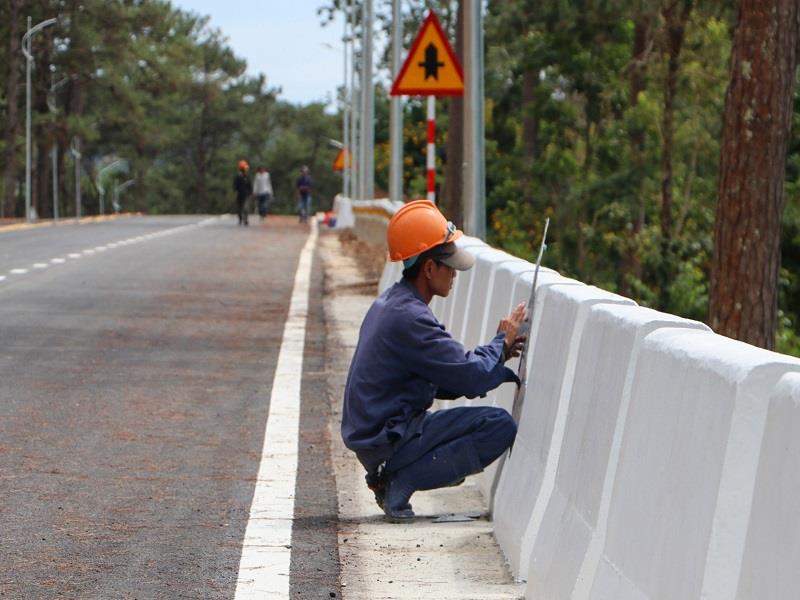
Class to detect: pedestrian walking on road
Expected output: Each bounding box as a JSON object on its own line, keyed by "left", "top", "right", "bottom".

{"left": 233, "top": 160, "right": 252, "bottom": 226}
{"left": 254, "top": 165, "right": 273, "bottom": 221}
{"left": 295, "top": 165, "right": 312, "bottom": 223}
{"left": 341, "top": 199, "right": 526, "bottom": 520}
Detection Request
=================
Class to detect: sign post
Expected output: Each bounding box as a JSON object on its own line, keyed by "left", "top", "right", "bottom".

{"left": 390, "top": 11, "right": 463, "bottom": 204}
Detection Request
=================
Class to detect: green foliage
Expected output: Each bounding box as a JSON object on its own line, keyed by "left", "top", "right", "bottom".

{"left": 0, "top": 0, "right": 343, "bottom": 219}
{"left": 483, "top": 1, "right": 736, "bottom": 321}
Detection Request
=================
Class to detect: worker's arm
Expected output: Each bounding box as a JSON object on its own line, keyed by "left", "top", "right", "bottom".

{"left": 401, "top": 312, "right": 519, "bottom": 399}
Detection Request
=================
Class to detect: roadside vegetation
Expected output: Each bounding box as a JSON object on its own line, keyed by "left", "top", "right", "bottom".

{"left": 3, "top": 0, "right": 799, "bottom": 352}
{"left": 0, "top": 1, "right": 343, "bottom": 222}
{"left": 323, "top": 0, "right": 799, "bottom": 354}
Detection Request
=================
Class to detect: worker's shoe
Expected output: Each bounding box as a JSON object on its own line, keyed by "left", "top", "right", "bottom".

{"left": 383, "top": 437, "right": 482, "bottom": 522}
{"left": 366, "top": 468, "right": 411, "bottom": 512}
{"left": 383, "top": 476, "right": 416, "bottom": 520}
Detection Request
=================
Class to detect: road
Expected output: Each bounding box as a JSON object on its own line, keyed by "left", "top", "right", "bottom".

{"left": 0, "top": 215, "right": 341, "bottom": 599}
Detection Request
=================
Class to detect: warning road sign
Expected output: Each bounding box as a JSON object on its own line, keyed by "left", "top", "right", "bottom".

{"left": 390, "top": 11, "right": 464, "bottom": 97}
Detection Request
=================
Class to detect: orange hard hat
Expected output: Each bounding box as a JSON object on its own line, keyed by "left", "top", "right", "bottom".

{"left": 238, "top": 159, "right": 249, "bottom": 171}
{"left": 387, "top": 199, "right": 463, "bottom": 262}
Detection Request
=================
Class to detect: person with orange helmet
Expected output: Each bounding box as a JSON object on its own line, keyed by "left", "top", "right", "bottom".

{"left": 233, "top": 160, "right": 252, "bottom": 226}
{"left": 342, "top": 200, "right": 527, "bottom": 520}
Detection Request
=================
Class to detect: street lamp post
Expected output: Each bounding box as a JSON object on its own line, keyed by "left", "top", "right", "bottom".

{"left": 22, "top": 16, "right": 58, "bottom": 223}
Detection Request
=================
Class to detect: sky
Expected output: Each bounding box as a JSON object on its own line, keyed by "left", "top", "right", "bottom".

{"left": 172, "top": 0, "right": 347, "bottom": 108}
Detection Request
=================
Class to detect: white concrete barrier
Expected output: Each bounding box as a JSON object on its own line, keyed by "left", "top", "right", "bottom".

{"left": 736, "top": 372, "right": 800, "bottom": 599}
{"left": 583, "top": 329, "right": 800, "bottom": 600}
{"left": 457, "top": 248, "right": 518, "bottom": 350}
{"left": 351, "top": 200, "right": 800, "bottom": 600}
{"left": 525, "top": 305, "right": 709, "bottom": 599}
{"left": 493, "top": 284, "right": 635, "bottom": 578}
{"left": 473, "top": 266, "right": 582, "bottom": 501}
{"left": 430, "top": 236, "right": 488, "bottom": 324}
{"left": 378, "top": 259, "right": 403, "bottom": 294}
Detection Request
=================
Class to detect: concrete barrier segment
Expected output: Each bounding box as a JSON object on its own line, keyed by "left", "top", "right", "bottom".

{"left": 468, "top": 258, "right": 536, "bottom": 351}
{"left": 735, "top": 372, "right": 800, "bottom": 599}
{"left": 429, "top": 235, "right": 488, "bottom": 323}
{"left": 440, "top": 244, "right": 496, "bottom": 335}
{"left": 493, "top": 284, "right": 634, "bottom": 579}
{"left": 487, "top": 271, "right": 584, "bottom": 512}
{"left": 588, "top": 329, "right": 800, "bottom": 600}
{"left": 475, "top": 265, "right": 581, "bottom": 503}
{"left": 452, "top": 248, "right": 516, "bottom": 345}
{"left": 378, "top": 260, "right": 403, "bottom": 294}
{"left": 526, "top": 305, "right": 709, "bottom": 600}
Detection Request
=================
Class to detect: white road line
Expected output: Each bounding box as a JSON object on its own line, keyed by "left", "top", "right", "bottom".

{"left": 234, "top": 220, "right": 317, "bottom": 599}
{"left": 0, "top": 219, "right": 212, "bottom": 286}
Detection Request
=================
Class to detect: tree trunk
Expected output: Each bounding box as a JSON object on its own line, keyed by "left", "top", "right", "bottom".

{"left": 441, "top": 0, "right": 464, "bottom": 228}
{"left": 2, "top": 0, "right": 22, "bottom": 218}
{"left": 657, "top": 0, "right": 692, "bottom": 310}
{"left": 35, "top": 136, "right": 51, "bottom": 219}
{"left": 709, "top": 0, "right": 800, "bottom": 349}
{"left": 660, "top": 0, "right": 692, "bottom": 243}
{"left": 619, "top": 10, "right": 652, "bottom": 296}
{"left": 520, "top": 68, "right": 539, "bottom": 204}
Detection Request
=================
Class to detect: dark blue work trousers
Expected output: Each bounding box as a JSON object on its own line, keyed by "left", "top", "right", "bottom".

{"left": 384, "top": 405, "right": 517, "bottom": 476}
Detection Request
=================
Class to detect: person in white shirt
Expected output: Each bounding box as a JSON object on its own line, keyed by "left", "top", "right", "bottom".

{"left": 253, "top": 166, "right": 273, "bottom": 221}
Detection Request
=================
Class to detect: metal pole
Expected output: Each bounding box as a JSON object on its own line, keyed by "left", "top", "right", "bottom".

{"left": 51, "top": 144, "right": 58, "bottom": 221}
{"left": 49, "top": 73, "right": 69, "bottom": 222}
{"left": 359, "top": 1, "right": 367, "bottom": 200}
{"left": 427, "top": 96, "right": 436, "bottom": 203}
{"left": 350, "top": 3, "right": 360, "bottom": 200}
{"left": 389, "top": 0, "right": 403, "bottom": 205}
{"left": 21, "top": 17, "right": 58, "bottom": 223}
{"left": 25, "top": 16, "right": 32, "bottom": 223}
{"left": 463, "top": 0, "right": 486, "bottom": 238}
{"left": 360, "top": 0, "right": 374, "bottom": 201}
{"left": 49, "top": 72, "right": 59, "bottom": 222}
{"left": 71, "top": 137, "right": 81, "bottom": 221}
{"left": 342, "top": 8, "right": 349, "bottom": 199}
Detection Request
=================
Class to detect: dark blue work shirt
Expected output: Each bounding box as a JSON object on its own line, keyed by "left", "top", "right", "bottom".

{"left": 342, "top": 278, "right": 519, "bottom": 460}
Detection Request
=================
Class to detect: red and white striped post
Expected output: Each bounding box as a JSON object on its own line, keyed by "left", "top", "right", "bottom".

{"left": 426, "top": 95, "right": 436, "bottom": 203}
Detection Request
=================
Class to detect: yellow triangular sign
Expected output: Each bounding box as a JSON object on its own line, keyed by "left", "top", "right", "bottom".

{"left": 332, "top": 148, "right": 351, "bottom": 172}
{"left": 390, "top": 11, "right": 464, "bottom": 97}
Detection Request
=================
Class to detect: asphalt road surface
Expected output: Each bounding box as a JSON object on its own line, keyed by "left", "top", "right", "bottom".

{"left": 0, "top": 215, "right": 340, "bottom": 599}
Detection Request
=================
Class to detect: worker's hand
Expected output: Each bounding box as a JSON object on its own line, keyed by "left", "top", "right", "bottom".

{"left": 497, "top": 302, "right": 527, "bottom": 361}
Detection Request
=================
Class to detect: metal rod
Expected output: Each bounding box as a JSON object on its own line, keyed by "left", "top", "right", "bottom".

{"left": 463, "top": 0, "right": 486, "bottom": 238}
{"left": 389, "top": 0, "right": 403, "bottom": 205}
{"left": 22, "top": 16, "right": 57, "bottom": 223}
{"left": 71, "top": 137, "right": 81, "bottom": 221}
{"left": 360, "top": 0, "right": 374, "bottom": 201}
{"left": 52, "top": 144, "right": 58, "bottom": 221}
{"left": 350, "top": 2, "right": 360, "bottom": 200}
{"left": 427, "top": 96, "right": 436, "bottom": 203}
{"left": 342, "top": 7, "right": 349, "bottom": 198}
{"left": 25, "top": 16, "right": 32, "bottom": 223}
